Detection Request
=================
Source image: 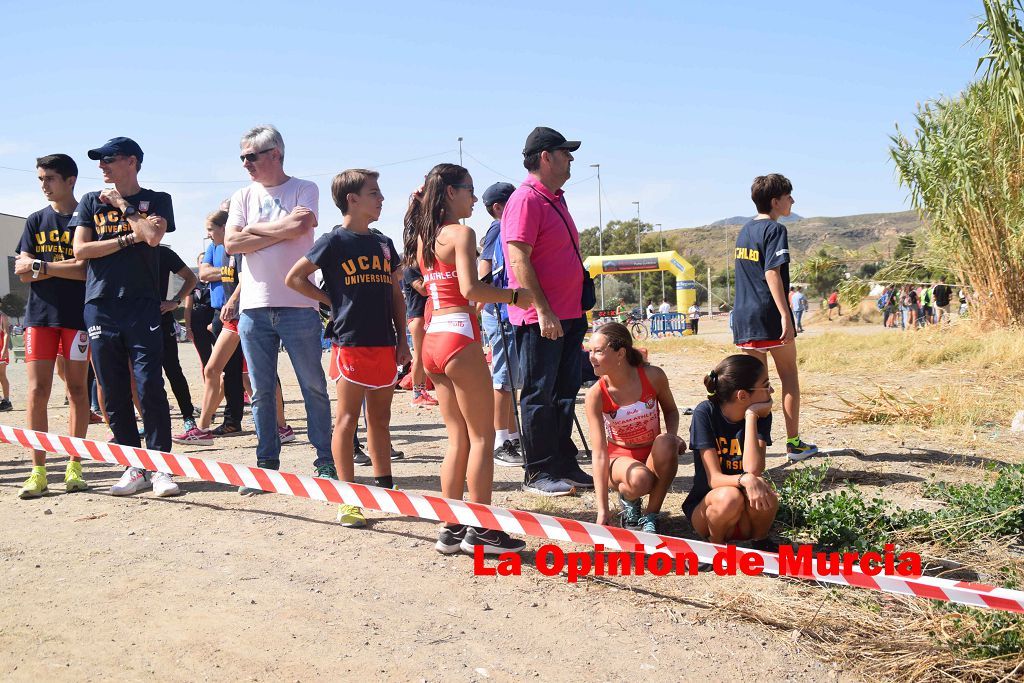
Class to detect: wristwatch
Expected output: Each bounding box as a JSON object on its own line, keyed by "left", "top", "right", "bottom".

{"left": 173, "top": 296, "right": 182, "bottom": 305}
{"left": 122, "top": 204, "right": 138, "bottom": 217}
{"left": 31, "top": 259, "right": 42, "bottom": 279}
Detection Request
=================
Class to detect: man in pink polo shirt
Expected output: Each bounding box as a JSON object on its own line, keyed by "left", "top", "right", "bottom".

{"left": 503, "top": 126, "right": 593, "bottom": 497}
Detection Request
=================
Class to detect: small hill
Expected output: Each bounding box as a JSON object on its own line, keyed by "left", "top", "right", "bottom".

{"left": 709, "top": 213, "right": 803, "bottom": 226}
{"left": 664, "top": 210, "right": 924, "bottom": 268}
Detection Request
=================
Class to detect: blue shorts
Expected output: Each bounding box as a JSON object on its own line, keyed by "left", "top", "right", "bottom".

{"left": 481, "top": 311, "right": 521, "bottom": 392}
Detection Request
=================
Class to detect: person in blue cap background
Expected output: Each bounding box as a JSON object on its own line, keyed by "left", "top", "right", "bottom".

{"left": 477, "top": 181, "right": 523, "bottom": 468}
{"left": 71, "top": 137, "right": 180, "bottom": 497}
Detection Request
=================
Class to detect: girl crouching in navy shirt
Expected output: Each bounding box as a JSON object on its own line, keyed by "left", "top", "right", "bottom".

{"left": 683, "top": 354, "right": 778, "bottom": 543}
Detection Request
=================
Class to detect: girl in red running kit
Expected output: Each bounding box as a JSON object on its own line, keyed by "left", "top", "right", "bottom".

{"left": 584, "top": 322, "right": 683, "bottom": 534}
{"left": 287, "top": 169, "right": 411, "bottom": 529}
{"left": 403, "top": 163, "right": 534, "bottom": 556}
{"left": 683, "top": 354, "right": 778, "bottom": 544}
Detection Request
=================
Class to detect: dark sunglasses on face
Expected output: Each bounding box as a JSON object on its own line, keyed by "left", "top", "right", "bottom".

{"left": 240, "top": 148, "right": 275, "bottom": 163}
{"left": 451, "top": 183, "right": 475, "bottom": 193}
{"left": 99, "top": 155, "right": 120, "bottom": 164}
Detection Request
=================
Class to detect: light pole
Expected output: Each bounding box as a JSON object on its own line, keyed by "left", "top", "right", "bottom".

{"left": 633, "top": 201, "right": 642, "bottom": 306}
{"left": 656, "top": 223, "right": 665, "bottom": 302}
{"left": 590, "top": 163, "right": 603, "bottom": 309}
{"left": 458, "top": 137, "right": 463, "bottom": 166}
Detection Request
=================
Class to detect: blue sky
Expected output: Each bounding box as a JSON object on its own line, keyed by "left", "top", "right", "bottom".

{"left": 0, "top": 1, "right": 985, "bottom": 260}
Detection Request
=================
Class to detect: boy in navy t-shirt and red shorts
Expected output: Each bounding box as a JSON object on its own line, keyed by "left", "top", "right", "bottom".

{"left": 731, "top": 174, "right": 817, "bottom": 461}
{"left": 15, "top": 154, "right": 91, "bottom": 498}
{"left": 286, "top": 169, "right": 411, "bottom": 529}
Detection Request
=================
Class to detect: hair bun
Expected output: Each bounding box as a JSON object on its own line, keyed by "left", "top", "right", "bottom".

{"left": 707, "top": 369, "right": 718, "bottom": 389}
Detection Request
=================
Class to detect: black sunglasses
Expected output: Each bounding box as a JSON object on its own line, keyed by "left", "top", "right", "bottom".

{"left": 99, "top": 155, "right": 121, "bottom": 164}
{"left": 451, "top": 183, "right": 475, "bottom": 193}
{"left": 239, "top": 148, "right": 275, "bottom": 163}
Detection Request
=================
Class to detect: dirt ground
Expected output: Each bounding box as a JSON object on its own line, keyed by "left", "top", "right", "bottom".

{"left": 0, "top": 311, "right": 1007, "bottom": 681}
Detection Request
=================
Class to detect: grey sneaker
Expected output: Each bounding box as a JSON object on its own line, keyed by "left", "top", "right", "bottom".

{"left": 523, "top": 474, "right": 575, "bottom": 497}
{"left": 353, "top": 446, "right": 371, "bottom": 466}
{"left": 560, "top": 466, "right": 594, "bottom": 490}
{"left": 494, "top": 440, "right": 524, "bottom": 467}
{"left": 435, "top": 524, "right": 468, "bottom": 554}
{"left": 619, "top": 494, "right": 642, "bottom": 529}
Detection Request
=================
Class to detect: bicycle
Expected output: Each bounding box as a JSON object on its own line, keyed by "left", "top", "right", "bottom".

{"left": 625, "top": 313, "right": 649, "bottom": 340}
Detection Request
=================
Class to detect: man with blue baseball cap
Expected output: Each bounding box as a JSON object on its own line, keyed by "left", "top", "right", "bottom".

{"left": 71, "top": 137, "right": 180, "bottom": 497}
{"left": 478, "top": 182, "right": 522, "bottom": 467}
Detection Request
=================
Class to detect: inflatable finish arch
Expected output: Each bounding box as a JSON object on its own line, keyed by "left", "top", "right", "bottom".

{"left": 583, "top": 251, "right": 696, "bottom": 312}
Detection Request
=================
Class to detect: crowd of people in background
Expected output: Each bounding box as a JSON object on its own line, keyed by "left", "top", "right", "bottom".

{"left": 877, "top": 276, "right": 965, "bottom": 330}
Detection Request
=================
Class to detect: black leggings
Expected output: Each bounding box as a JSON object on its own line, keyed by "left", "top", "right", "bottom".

{"left": 161, "top": 314, "right": 194, "bottom": 420}
{"left": 190, "top": 305, "right": 215, "bottom": 370}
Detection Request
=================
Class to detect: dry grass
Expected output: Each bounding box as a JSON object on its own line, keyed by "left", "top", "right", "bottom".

{"left": 797, "top": 326, "right": 1024, "bottom": 375}
{"left": 723, "top": 585, "right": 1024, "bottom": 682}
{"left": 797, "top": 327, "right": 1024, "bottom": 434}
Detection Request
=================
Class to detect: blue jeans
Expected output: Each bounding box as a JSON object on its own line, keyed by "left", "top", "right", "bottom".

{"left": 238, "top": 307, "right": 332, "bottom": 469}
{"left": 481, "top": 311, "right": 521, "bottom": 391}
{"left": 794, "top": 309, "right": 804, "bottom": 330}
{"left": 514, "top": 316, "right": 588, "bottom": 480}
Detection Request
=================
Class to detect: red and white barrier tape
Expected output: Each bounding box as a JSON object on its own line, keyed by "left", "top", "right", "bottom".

{"left": 2, "top": 423, "right": 1022, "bottom": 614}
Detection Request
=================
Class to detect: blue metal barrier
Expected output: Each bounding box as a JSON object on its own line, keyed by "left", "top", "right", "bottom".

{"left": 649, "top": 313, "right": 688, "bottom": 337}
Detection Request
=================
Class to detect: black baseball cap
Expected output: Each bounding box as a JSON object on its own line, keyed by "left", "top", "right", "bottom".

{"left": 88, "top": 137, "right": 144, "bottom": 164}
{"left": 482, "top": 182, "right": 516, "bottom": 207}
{"left": 523, "top": 127, "right": 581, "bottom": 156}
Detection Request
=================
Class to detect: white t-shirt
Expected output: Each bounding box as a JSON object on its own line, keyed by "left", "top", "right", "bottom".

{"left": 688, "top": 304, "right": 700, "bottom": 320}
{"left": 658, "top": 302, "right": 671, "bottom": 314}
{"left": 227, "top": 177, "right": 319, "bottom": 311}
{"left": 646, "top": 304, "right": 655, "bottom": 318}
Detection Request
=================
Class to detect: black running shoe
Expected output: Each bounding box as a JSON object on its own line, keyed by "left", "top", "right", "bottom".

{"left": 460, "top": 527, "right": 526, "bottom": 555}
{"left": 390, "top": 447, "right": 404, "bottom": 461}
{"left": 353, "top": 446, "right": 371, "bottom": 466}
{"left": 211, "top": 421, "right": 245, "bottom": 437}
{"left": 435, "top": 524, "right": 467, "bottom": 554}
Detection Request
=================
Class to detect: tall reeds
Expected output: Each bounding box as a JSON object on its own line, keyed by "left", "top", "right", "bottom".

{"left": 890, "top": 0, "right": 1024, "bottom": 326}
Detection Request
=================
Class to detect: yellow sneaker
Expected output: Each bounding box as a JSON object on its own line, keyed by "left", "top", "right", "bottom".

{"left": 336, "top": 504, "right": 366, "bottom": 528}
{"left": 19, "top": 469, "right": 48, "bottom": 499}
{"left": 64, "top": 461, "right": 88, "bottom": 493}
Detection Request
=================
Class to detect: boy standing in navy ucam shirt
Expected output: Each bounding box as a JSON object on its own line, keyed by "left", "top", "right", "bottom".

{"left": 286, "top": 168, "right": 411, "bottom": 529}
{"left": 13, "top": 154, "right": 90, "bottom": 499}
{"left": 71, "top": 137, "right": 180, "bottom": 497}
{"left": 731, "top": 173, "right": 817, "bottom": 461}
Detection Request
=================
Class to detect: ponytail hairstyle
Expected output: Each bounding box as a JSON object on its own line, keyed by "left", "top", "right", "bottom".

{"left": 703, "top": 354, "right": 765, "bottom": 405}
{"left": 596, "top": 322, "right": 645, "bottom": 367}
{"left": 401, "top": 163, "right": 470, "bottom": 269}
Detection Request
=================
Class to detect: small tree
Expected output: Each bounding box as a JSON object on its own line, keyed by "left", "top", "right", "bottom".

{"left": 0, "top": 293, "right": 26, "bottom": 321}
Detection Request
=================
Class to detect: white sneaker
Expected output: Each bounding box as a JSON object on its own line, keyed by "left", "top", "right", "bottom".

{"left": 151, "top": 471, "right": 180, "bottom": 497}
{"left": 110, "top": 467, "right": 150, "bottom": 496}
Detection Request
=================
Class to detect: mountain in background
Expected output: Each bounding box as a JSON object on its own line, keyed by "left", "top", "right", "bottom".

{"left": 664, "top": 210, "right": 924, "bottom": 268}
{"left": 708, "top": 213, "right": 803, "bottom": 226}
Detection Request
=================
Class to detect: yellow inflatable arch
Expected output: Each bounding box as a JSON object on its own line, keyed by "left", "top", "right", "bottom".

{"left": 583, "top": 251, "right": 696, "bottom": 312}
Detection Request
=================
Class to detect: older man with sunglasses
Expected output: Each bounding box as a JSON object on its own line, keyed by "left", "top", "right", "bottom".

{"left": 71, "top": 137, "right": 179, "bottom": 497}
{"left": 223, "top": 124, "right": 335, "bottom": 489}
